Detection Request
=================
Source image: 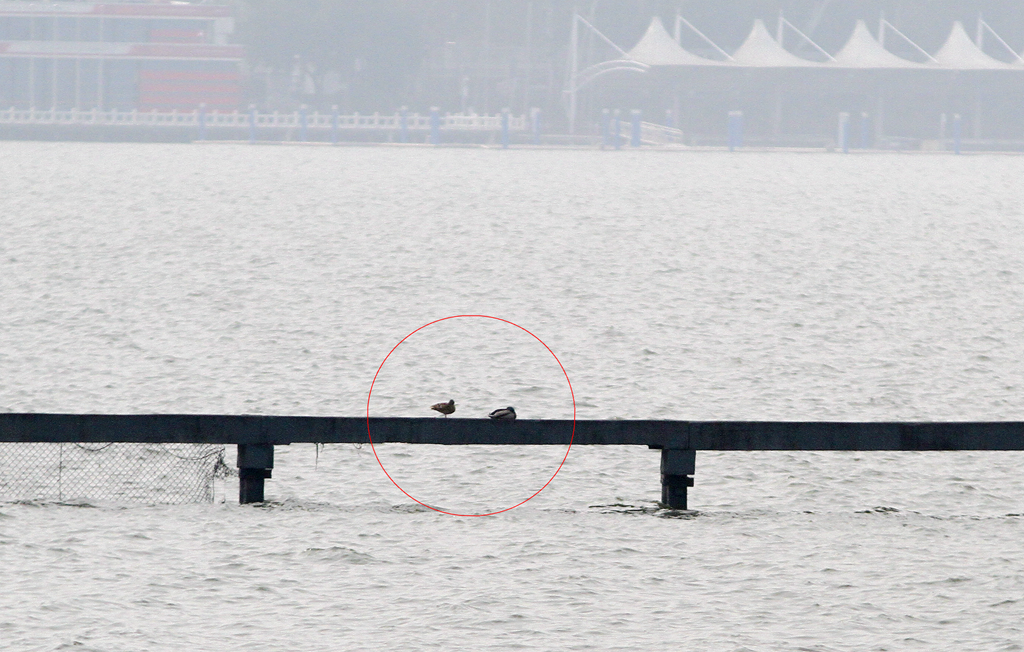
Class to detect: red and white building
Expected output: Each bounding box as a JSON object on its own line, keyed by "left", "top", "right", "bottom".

{"left": 0, "top": 1, "right": 243, "bottom": 111}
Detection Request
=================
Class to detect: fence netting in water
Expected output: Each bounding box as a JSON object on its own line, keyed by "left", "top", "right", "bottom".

{"left": 0, "top": 443, "right": 232, "bottom": 504}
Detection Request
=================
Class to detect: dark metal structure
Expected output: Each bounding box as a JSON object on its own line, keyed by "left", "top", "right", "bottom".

{"left": 2, "top": 413, "right": 1023, "bottom": 508}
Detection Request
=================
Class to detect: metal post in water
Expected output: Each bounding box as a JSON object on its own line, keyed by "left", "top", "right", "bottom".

{"left": 613, "top": 109, "right": 621, "bottom": 150}
{"left": 530, "top": 107, "right": 541, "bottom": 145}
{"left": 658, "top": 448, "right": 695, "bottom": 510}
{"left": 630, "top": 109, "right": 642, "bottom": 147}
{"left": 728, "top": 110, "right": 743, "bottom": 151}
{"left": 400, "top": 106, "right": 409, "bottom": 143}
{"left": 248, "top": 104, "right": 256, "bottom": 144}
{"left": 501, "top": 108, "right": 510, "bottom": 149}
{"left": 953, "top": 113, "right": 962, "bottom": 154}
{"left": 860, "top": 112, "right": 869, "bottom": 148}
{"left": 838, "top": 112, "right": 850, "bottom": 153}
{"left": 430, "top": 107, "right": 441, "bottom": 145}
{"left": 299, "top": 104, "right": 308, "bottom": 142}
{"left": 237, "top": 444, "right": 274, "bottom": 504}
{"left": 198, "top": 102, "right": 207, "bottom": 141}
{"left": 331, "top": 104, "right": 339, "bottom": 144}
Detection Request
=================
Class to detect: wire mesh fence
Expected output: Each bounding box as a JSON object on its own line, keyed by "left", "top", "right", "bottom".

{"left": 0, "top": 443, "right": 233, "bottom": 504}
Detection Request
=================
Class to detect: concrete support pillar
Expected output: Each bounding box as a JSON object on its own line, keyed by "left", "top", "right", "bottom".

{"left": 237, "top": 444, "right": 274, "bottom": 504}
{"left": 659, "top": 448, "right": 695, "bottom": 509}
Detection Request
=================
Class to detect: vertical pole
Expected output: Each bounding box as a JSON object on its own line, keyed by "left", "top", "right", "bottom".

{"left": 659, "top": 448, "right": 696, "bottom": 510}
{"left": 249, "top": 104, "right": 257, "bottom": 144}
{"left": 838, "top": 112, "right": 849, "bottom": 153}
{"left": 237, "top": 444, "right": 274, "bottom": 504}
{"left": 530, "top": 107, "right": 541, "bottom": 145}
{"left": 601, "top": 109, "right": 610, "bottom": 147}
{"left": 568, "top": 13, "right": 579, "bottom": 135}
{"left": 430, "top": 106, "right": 441, "bottom": 145}
{"left": 97, "top": 59, "right": 104, "bottom": 111}
{"left": 728, "top": 110, "right": 743, "bottom": 151}
{"left": 198, "top": 102, "right": 207, "bottom": 141}
{"left": 630, "top": 109, "right": 641, "bottom": 147}
{"left": 665, "top": 108, "right": 674, "bottom": 130}
{"left": 613, "top": 109, "right": 621, "bottom": 150}
{"left": 501, "top": 108, "right": 509, "bottom": 149}
{"left": 523, "top": 1, "right": 533, "bottom": 114}
{"left": 953, "top": 113, "right": 962, "bottom": 154}
{"left": 299, "top": 104, "right": 308, "bottom": 142}
{"left": 400, "top": 105, "right": 409, "bottom": 143}
{"left": 860, "top": 112, "right": 869, "bottom": 148}
{"left": 331, "top": 104, "right": 339, "bottom": 144}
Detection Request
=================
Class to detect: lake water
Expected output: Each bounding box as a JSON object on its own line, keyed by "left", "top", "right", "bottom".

{"left": 1, "top": 142, "right": 1022, "bottom": 650}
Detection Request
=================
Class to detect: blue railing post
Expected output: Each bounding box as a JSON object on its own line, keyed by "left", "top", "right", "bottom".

{"left": 430, "top": 107, "right": 441, "bottom": 145}
{"left": 860, "top": 112, "right": 869, "bottom": 149}
{"left": 613, "top": 109, "right": 622, "bottom": 150}
{"left": 248, "top": 104, "right": 257, "bottom": 144}
{"left": 727, "top": 110, "right": 744, "bottom": 151}
{"left": 501, "top": 108, "right": 510, "bottom": 149}
{"left": 601, "top": 109, "right": 611, "bottom": 148}
{"left": 953, "top": 113, "right": 962, "bottom": 154}
{"left": 399, "top": 106, "right": 409, "bottom": 143}
{"left": 299, "top": 104, "right": 308, "bottom": 142}
{"left": 838, "top": 112, "right": 850, "bottom": 153}
{"left": 198, "top": 102, "right": 207, "bottom": 141}
{"left": 630, "top": 109, "right": 642, "bottom": 147}
{"left": 331, "top": 104, "right": 339, "bottom": 144}
{"left": 530, "top": 107, "right": 541, "bottom": 145}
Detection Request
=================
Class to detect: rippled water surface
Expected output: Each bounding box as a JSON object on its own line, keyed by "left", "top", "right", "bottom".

{"left": 1, "top": 143, "right": 1023, "bottom": 650}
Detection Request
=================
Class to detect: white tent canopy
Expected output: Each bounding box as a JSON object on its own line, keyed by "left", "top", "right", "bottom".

{"left": 934, "top": 21, "right": 1016, "bottom": 70}
{"left": 620, "top": 17, "right": 1024, "bottom": 71}
{"left": 833, "top": 20, "right": 927, "bottom": 69}
{"left": 626, "top": 17, "right": 725, "bottom": 66}
{"left": 731, "top": 19, "right": 824, "bottom": 67}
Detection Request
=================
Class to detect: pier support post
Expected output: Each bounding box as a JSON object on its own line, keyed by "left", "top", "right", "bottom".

{"left": 237, "top": 444, "right": 274, "bottom": 504}
{"left": 501, "top": 108, "right": 510, "bottom": 149}
{"left": 198, "top": 103, "right": 207, "bottom": 141}
{"left": 838, "top": 112, "right": 850, "bottom": 153}
{"left": 660, "top": 448, "right": 695, "bottom": 509}
{"left": 728, "top": 110, "right": 743, "bottom": 151}
{"left": 953, "top": 113, "right": 962, "bottom": 154}
{"left": 430, "top": 107, "right": 441, "bottom": 145}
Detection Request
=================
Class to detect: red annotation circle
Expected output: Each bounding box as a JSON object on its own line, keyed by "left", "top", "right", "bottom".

{"left": 366, "top": 315, "right": 576, "bottom": 516}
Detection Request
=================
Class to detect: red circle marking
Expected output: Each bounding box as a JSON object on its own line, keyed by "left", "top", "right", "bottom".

{"left": 366, "top": 315, "right": 576, "bottom": 516}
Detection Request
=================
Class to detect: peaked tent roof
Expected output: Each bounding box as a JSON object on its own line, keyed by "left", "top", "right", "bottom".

{"left": 731, "top": 19, "right": 823, "bottom": 67}
{"left": 626, "top": 17, "right": 726, "bottom": 66}
{"left": 934, "top": 21, "right": 1016, "bottom": 69}
{"left": 833, "top": 20, "right": 927, "bottom": 69}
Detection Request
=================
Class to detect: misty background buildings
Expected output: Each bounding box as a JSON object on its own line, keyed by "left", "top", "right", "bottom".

{"left": 1, "top": 0, "right": 1023, "bottom": 145}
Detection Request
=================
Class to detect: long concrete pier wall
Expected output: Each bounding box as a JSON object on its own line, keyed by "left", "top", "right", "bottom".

{"left": 2, "top": 414, "right": 1022, "bottom": 508}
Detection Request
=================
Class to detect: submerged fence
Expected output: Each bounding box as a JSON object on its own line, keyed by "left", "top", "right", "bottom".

{"left": 2, "top": 414, "right": 1023, "bottom": 509}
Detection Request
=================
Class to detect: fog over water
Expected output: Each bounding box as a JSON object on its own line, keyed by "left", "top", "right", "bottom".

{"left": 1, "top": 143, "right": 1022, "bottom": 649}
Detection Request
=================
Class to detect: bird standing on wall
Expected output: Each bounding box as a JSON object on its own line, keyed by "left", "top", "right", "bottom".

{"left": 488, "top": 407, "right": 516, "bottom": 421}
{"left": 431, "top": 399, "right": 456, "bottom": 417}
